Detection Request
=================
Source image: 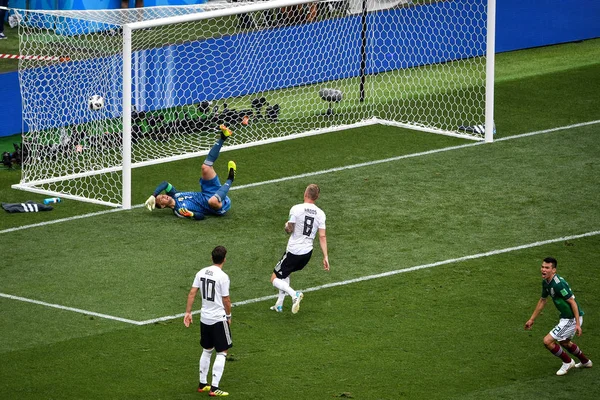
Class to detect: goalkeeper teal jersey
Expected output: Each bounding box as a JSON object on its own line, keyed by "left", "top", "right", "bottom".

{"left": 542, "top": 274, "right": 584, "bottom": 319}
{"left": 171, "top": 190, "right": 231, "bottom": 219}
{"left": 153, "top": 179, "right": 231, "bottom": 220}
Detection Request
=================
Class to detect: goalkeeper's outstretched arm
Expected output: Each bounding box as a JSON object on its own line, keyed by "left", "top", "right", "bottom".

{"left": 146, "top": 181, "right": 177, "bottom": 210}
{"left": 153, "top": 181, "right": 177, "bottom": 197}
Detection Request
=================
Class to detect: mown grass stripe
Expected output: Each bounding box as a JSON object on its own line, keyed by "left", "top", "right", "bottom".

{"left": 139, "top": 229, "right": 600, "bottom": 325}
{"left": 3, "top": 119, "right": 598, "bottom": 236}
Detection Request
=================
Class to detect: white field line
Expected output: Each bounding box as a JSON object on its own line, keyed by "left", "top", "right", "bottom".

{"left": 0, "top": 207, "right": 126, "bottom": 234}
{"left": 0, "top": 292, "right": 143, "bottom": 325}
{"left": 2, "top": 119, "right": 598, "bottom": 236}
{"left": 138, "top": 230, "right": 600, "bottom": 325}
{"left": 3, "top": 229, "right": 599, "bottom": 325}
{"left": 1, "top": 120, "right": 599, "bottom": 324}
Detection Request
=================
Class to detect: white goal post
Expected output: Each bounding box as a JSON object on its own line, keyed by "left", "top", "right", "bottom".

{"left": 12, "top": 0, "right": 496, "bottom": 209}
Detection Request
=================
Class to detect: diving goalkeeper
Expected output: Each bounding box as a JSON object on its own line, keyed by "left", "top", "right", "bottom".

{"left": 144, "top": 125, "right": 236, "bottom": 220}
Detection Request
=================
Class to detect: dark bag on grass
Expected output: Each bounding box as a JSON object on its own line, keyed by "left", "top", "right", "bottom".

{"left": 2, "top": 201, "right": 53, "bottom": 213}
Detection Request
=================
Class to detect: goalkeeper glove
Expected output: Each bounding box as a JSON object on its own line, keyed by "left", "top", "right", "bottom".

{"left": 178, "top": 207, "right": 194, "bottom": 218}
{"left": 145, "top": 195, "right": 156, "bottom": 211}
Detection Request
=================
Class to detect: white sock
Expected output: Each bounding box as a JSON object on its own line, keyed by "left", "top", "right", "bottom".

{"left": 200, "top": 348, "right": 213, "bottom": 384}
{"left": 275, "top": 277, "right": 291, "bottom": 306}
{"left": 273, "top": 277, "right": 296, "bottom": 298}
{"left": 211, "top": 352, "right": 227, "bottom": 389}
{"left": 275, "top": 290, "right": 286, "bottom": 307}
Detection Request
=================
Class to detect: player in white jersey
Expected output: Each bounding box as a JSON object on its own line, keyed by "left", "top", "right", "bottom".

{"left": 270, "top": 184, "right": 329, "bottom": 314}
{"left": 184, "top": 246, "right": 232, "bottom": 397}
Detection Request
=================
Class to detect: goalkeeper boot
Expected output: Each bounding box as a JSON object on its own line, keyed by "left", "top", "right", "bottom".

{"left": 291, "top": 291, "right": 304, "bottom": 314}
{"left": 227, "top": 161, "right": 236, "bottom": 182}
{"left": 219, "top": 124, "right": 233, "bottom": 141}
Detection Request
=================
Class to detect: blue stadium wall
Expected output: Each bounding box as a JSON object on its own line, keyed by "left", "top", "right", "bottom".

{"left": 1, "top": 0, "right": 599, "bottom": 137}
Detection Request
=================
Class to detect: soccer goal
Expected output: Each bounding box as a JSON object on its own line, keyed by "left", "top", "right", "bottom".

{"left": 12, "top": 0, "right": 496, "bottom": 208}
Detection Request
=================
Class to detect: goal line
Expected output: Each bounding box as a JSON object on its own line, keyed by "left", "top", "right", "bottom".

{"left": 3, "top": 119, "right": 598, "bottom": 236}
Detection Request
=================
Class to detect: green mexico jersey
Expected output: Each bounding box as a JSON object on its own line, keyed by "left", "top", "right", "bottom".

{"left": 542, "top": 274, "right": 584, "bottom": 319}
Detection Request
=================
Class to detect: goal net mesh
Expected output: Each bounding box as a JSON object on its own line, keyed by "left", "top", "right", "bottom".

{"left": 14, "top": 0, "right": 489, "bottom": 207}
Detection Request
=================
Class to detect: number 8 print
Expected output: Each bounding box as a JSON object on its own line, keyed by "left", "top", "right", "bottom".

{"left": 303, "top": 216, "right": 314, "bottom": 236}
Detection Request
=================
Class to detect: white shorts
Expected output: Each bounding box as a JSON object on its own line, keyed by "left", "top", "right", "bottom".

{"left": 549, "top": 316, "right": 583, "bottom": 341}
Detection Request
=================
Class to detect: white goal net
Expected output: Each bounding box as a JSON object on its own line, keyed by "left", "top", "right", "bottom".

{"left": 12, "top": 0, "right": 495, "bottom": 208}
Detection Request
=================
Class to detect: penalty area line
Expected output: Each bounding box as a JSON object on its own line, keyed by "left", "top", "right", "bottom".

{"left": 137, "top": 229, "right": 600, "bottom": 325}
{"left": 0, "top": 207, "right": 126, "bottom": 235}
{"left": 298, "top": 230, "right": 600, "bottom": 295}
{"left": 0, "top": 292, "right": 143, "bottom": 325}
{"left": 3, "top": 230, "right": 597, "bottom": 325}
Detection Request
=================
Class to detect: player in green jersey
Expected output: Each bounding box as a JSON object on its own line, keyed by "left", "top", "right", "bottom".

{"left": 525, "top": 257, "right": 592, "bottom": 376}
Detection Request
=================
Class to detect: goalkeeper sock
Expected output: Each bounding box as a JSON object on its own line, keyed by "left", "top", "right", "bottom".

{"left": 204, "top": 139, "right": 224, "bottom": 166}
{"left": 214, "top": 180, "right": 232, "bottom": 203}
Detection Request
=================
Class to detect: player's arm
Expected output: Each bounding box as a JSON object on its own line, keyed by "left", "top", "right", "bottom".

{"left": 183, "top": 286, "right": 199, "bottom": 327}
{"left": 146, "top": 181, "right": 177, "bottom": 210}
{"left": 524, "top": 297, "right": 547, "bottom": 330}
{"left": 566, "top": 296, "right": 582, "bottom": 336}
{"left": 318, "top": 227, "right": 329, "bottom": 271}
{"left": 223, "top": 295, "right": 232, "bottom": 325}
{"left": 284, "top": 209, "right": 295, "bottom": 233}
{"left": 153, "top": 181, "right": 177, "bottom": 197}
{"left": 285, "top": 221, "right": 295, "bottom": 234}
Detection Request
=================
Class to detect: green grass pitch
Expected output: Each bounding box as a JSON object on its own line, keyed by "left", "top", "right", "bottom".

{"left": 1, "top": 39, "right": 599, "bottom": 399}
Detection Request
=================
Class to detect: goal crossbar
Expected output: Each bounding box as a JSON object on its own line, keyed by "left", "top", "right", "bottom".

{"left": 128, "top": 0, "right": 318, "bottom": 31}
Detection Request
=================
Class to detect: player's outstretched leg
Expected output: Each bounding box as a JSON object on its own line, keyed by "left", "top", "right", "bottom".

{"left": 214, "top": 161, "right": 236, "bottom": 203}
{"left": 227, "top": 160, "right": 236, "bottom": 182}
{"left": 219, "top": 124, "right": 233, "bottom": 140}
{"left": 205, "top": 126, "right": 233, "bottom": 168}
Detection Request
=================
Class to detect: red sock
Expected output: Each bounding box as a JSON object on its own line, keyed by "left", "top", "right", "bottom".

{"left": 550, "top": 343, "right": 572, "bottom": 363}
{"left": 564, "top": 342, "right": 590, "bottom": 364}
